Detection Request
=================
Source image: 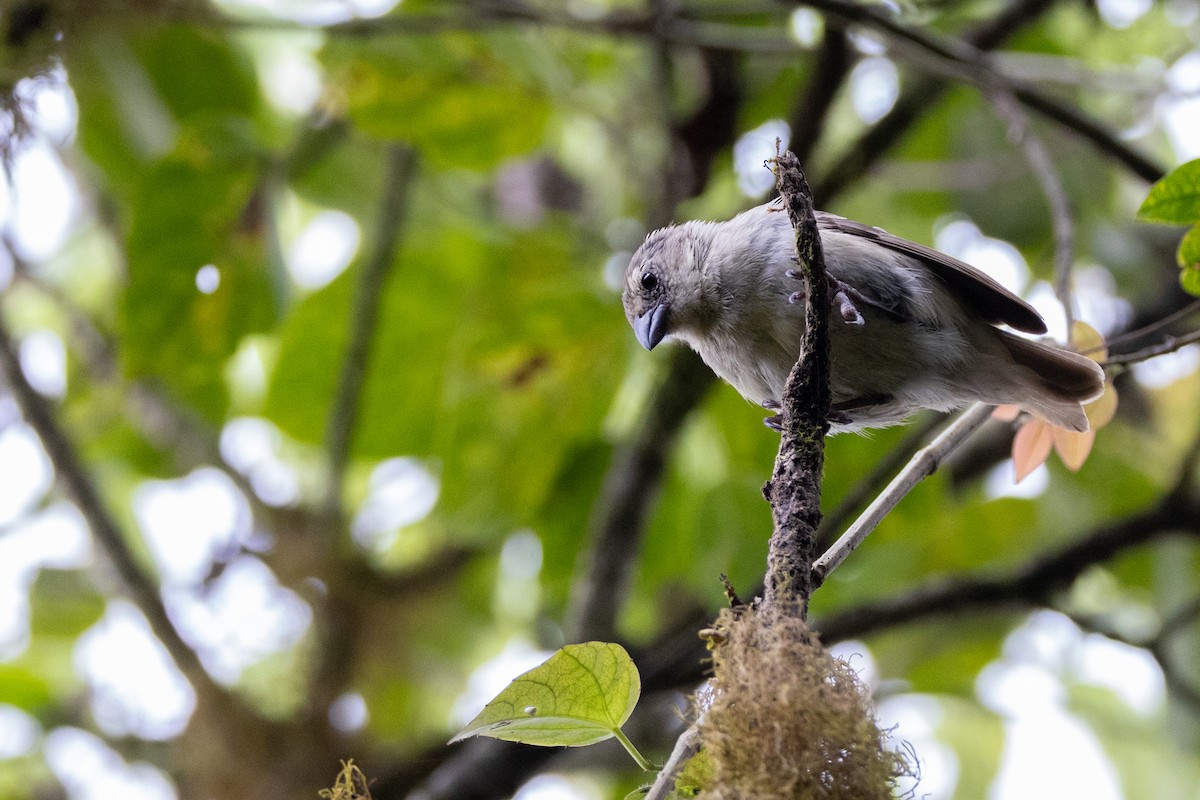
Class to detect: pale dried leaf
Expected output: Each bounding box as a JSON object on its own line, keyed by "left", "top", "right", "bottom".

{"left": 1054, "top": 427, "right": 1096, "bottom": 471}
{"left": 1013, "top": 420, "right": 1054, "bottom": 483}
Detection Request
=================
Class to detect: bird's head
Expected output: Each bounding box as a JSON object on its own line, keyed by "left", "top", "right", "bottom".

{"left": 621, "top": 226, "right": 709, "bottom": 351}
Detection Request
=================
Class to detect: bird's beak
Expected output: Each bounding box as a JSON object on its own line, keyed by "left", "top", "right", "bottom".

{"left": 634, "top": 304, "right": 670, "bottom": 351}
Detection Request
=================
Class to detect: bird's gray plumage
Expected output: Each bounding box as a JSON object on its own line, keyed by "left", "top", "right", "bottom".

{"left": 622, "top": 201, "right": 1105, "bottom": 433}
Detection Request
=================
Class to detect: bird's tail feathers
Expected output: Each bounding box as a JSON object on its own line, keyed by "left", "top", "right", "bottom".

{"left": 997, "top": 331, "right": 1106, "bottom": 433}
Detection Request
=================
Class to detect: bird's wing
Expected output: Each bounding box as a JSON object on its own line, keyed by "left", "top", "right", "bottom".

{"left": 815, "top": 212, "right": 1048, "bottom": 334}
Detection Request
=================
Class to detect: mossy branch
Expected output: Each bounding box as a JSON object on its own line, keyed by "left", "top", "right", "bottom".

{"left": 762, "top": 150, "right": 831, "bottom": 614}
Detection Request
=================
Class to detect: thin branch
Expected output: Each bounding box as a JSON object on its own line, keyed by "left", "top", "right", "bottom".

{"left": 308, "top": 144, "right": 417, "bottom": 730}
{"left": 1104, "top": 328, "right": 1200, "bottom": 369}
{"left": 0, "top": 318, "right": 228, "bottom": 703}
{"left": 762, "top": 151, "right": 832, "bottom": 612}
{"left": 322, "top": 145, "right": 417, "bottom": 521}
{"left": 810, "top": 0, "right": 1166, "bottom": 201}
{"left": 816, "top": 412, "right": 945, "bottom": 551}
{"left": 813, "top": 0, "right": 1059, "bottom": 204}
{"left": 1096, "top": 298, "right": 1200, "bottom": 353}
{"left": 813, "top": 403, "right": 995, "bottom": 587}
{"left": 815, "top": 487, "right": 1200, "bottom": 643}
{"left": 645, "top": 724, "right": 702, "bottom": 800}
{"left": 987, "top": 87, "right": 1076, "bottom": 331}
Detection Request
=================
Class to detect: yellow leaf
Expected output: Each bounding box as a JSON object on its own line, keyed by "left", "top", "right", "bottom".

{"left": 1012, "top": 420, "right": 1055, "bottom": 483}
{"left": 1071, "top": 320, "right": 1107, "bottom": 362}
{"left": 1084, "top": 383, "right": 1118, "bottom": 430}
{"left": 1053, "top": 427, "right": 1095, "bottom": 471}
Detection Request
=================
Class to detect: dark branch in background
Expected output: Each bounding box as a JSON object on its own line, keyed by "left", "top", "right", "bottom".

{"left": 322, "top": 144, "right": 417, "bottom": 521}
{"left": 308, "top": 144, "right": 417, "bottom": 728}
{"left": 787, "top": 22, "right": 851, "bottom": 165}
{"left": 806, "top": 0, "right": 1166, "bottom": 210}
{"left": 0, "top": 320, "right": 231, "bottom": 706}
{"left": 762, "top": 152, "right": 831, "bottom": 611}
{"left": 568, "top": 14, "right": 740, "bottom": 645}
{"left": 812, "top": 0, "right": 1059, "bottom": 205}
{"left": 986, "top": 87, "right": 1076, "bottom": 329}
{"left": 1104, "top": 328, "right": 1200, "bottom": 370}
{"left": 568, "top": 348, "right": 717, "bottom": 642}
{"left": 817, "top": 485, "right": 1200, "bottom": 644}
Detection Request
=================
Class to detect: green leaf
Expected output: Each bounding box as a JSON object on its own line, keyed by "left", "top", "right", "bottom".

{"left": 1179, "top": 225, "right": 1200, "bottom": 297}
{"left": 674, "top": 749, "right": 713, "bottom": 797}
{"left": 121, "top": 157, "right": 276, "bottom": 420}
{"left": 322, "top": 36, "right": 550, "bottom": 170}
{"left": 0, "top": 664, "right": 53, "bottom": 713}
{"left": 1182, "top": 267, "right": 1200, "bottom": 297}
{"left": 1138, "top": 158, "right": 1200, "bottom": 224}
{"left": 450, "top": 642, "right": 640, "bottom": 748}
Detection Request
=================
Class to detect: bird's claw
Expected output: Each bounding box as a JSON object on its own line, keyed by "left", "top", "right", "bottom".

{"left": 828, "top": 276, "right": 866, "bottom": 326}
{"left": 785, "top": 270, "right": 866, "bottom": 325}
{"left": 763, "top": 414, "right": 783, "bottom": 432}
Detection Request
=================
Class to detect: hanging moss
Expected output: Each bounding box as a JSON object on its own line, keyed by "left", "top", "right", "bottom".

{"left": 696, "top": 606, "right": 915, "bottom": 799}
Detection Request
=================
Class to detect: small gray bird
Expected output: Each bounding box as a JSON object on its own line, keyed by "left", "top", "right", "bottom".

{"left": 622, "top": 201, "right": 1105, "bottom": 433}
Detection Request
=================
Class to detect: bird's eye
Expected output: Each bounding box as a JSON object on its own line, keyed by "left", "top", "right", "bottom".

{"left": 640, "top": 272, "right": 659, "bottom": 291}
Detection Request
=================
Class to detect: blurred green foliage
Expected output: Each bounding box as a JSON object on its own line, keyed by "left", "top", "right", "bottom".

{"left": 1, "top": 1, "right": 1199, "bottom": 798}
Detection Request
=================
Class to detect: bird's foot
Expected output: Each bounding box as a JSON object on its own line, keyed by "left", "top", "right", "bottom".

{"left": 763, "top": 414, "right": 783, "bottom": 432}
{"left": 785, "top": 270, "right": 866, "bottom": 326}
{"left": 828, "top": 275, "right": 866, "bottom": 326}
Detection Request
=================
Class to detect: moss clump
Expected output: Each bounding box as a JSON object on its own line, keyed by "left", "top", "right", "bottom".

{"left": 697, "top": 606, "right": 914, "bottom": 799}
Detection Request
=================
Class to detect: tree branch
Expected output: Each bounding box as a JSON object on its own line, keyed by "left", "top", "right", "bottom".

{"left": 309, "top": 144, "right": 417, "bottom": 729}
{"left": 0, "top": 318, "right": 230, "bottom": 705}
{"left": 762, "top": 151, "right": 831, "bottom": 612}
{"left": 1104, "top": 328, "right": 1200, "bottom": 369}
{"left": 567, "top": 349, "right": 717, "bottom": 642}
{"left": 810, "top": 0, "right": 1166, "bottom": 202}
{"left": 322, "top": 144, "right": 417, "bottom": 521}
{"left": 815, "top": 487, "right": 1200, "bottom": 643}
{"left": 813, "top": 0, "right": 1059, "bottom": 204}
{"left": 986, "top": 87, "right": 1076, "bottom": 330}
{"left": 813, "top": 403, "right": 995, "bottom": 586}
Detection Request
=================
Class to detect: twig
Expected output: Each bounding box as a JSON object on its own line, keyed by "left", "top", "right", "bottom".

{"left": 812, "top": 403, "right": 994, "bottom": 586}
{"left": 0, "top": 318, "right": 228, "bottom": 703}
{"left": 813, "top": 0, "right": 1058, "bottom": 204}
{"left": 816, "top": 412, "right": 946, "bottom": 550}
{"left": 762, "top": 151, "right": 831, "bottom": 612}
{"left": 308, "top": 144, "right": 417, "bottom": 729}
{"left": 1093, "top": 298, "right": 1200, "bottom": 354}
{"left": 322, "top": 145, "right": 416, "bottom": 521}
{"left": 809, "top": 0, "right": 1165, "bottom": 200}
{"left": 1103, "top": 328, "right": 1200, "bottom": 369}
{"left": 644, "top": 724, "right": 703, "bottom": 800}
{"left": 987, "top": 87, "right": 1076, "bottom": 331}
